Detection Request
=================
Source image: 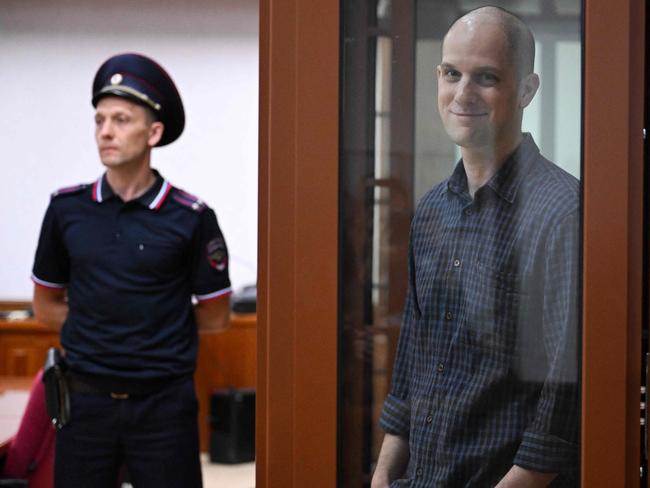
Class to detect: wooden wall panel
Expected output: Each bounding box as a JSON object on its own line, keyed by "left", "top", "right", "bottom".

{"left": 0, "top": 320, "right": 59, "bottom": 377}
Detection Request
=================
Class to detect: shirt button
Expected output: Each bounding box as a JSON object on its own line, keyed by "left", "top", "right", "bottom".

{"left": 416, "top": 467, "right": 423, "bottom": 477}
{"left": 445, "top": 311, "right": 453, "bottom": 320}
{"left": 437, "top": 363, "right": 445, "bottom": 373}
{"left": 464, "top": 208, "right": 472, "bottom": 215}
{"left": 115, "top": 232, "right": 121, "bottom": 239}
{"left": 425, "top": 415, "right": 433, "bottom": 424}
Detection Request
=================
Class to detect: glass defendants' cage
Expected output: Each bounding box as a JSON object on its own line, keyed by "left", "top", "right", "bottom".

{"left": 257, "top": 0, "right": 646, "bottom": 486}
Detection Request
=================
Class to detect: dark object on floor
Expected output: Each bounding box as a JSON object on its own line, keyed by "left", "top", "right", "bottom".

{"left": 209, "top": 388, "right": 255, "bottom": 464}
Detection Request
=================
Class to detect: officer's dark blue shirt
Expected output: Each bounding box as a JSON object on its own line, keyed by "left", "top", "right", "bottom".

{"left": 32, "top": 170, "right": 231, "bottom": 384}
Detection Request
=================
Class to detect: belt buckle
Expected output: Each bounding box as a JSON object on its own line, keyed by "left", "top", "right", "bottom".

{"left": 110, "top": 392, "right": 129, "bottom": 400}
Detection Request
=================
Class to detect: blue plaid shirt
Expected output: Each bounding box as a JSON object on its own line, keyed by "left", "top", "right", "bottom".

{"left": 380, "top": 134, "right": 580, "bottom": 487}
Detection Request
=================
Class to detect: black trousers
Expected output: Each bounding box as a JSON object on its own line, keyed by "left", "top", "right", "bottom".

{"left": 54, "top": 377, "right": 202, "bottom": 488}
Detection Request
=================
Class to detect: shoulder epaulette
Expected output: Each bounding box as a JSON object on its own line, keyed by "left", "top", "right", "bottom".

{"left": 51, "top": 184, "right": 88, "bottom": 199}
{"left": 171, "top": 187, "right": 207, "bottom": 213}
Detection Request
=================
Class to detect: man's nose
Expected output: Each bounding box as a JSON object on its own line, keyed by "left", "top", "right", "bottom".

{"left": 97, "top": 120, "right": 113, "bottom": 138}
{"left": 454, "top": 77, "right": 478, "bottom": 105}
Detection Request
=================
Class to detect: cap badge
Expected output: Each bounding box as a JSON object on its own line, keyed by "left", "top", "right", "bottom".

{"left": 110, "top": 73, "right": 123, "bottom": 85}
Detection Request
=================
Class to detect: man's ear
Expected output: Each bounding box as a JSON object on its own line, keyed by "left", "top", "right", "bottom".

{"left": 148, "top": 121, "right": 165, "bottom": 147}
{"left": 519, "top": 73, "right": 540, "bottom": 109}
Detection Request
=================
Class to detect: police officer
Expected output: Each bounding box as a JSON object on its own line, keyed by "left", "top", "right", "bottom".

{"left": 31, "top": 53, "right": 231, "bottom": 487}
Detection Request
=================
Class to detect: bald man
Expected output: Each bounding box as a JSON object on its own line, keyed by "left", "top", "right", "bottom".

{"left": 372, "top": 7, "right": 579, "bottom": 487}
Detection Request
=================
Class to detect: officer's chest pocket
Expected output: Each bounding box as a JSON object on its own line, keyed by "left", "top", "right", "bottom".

{"left": 126, "top": 238, "right": 185, "bottom": 277}
{"left": 461, "top": 262, "right": 525, "bottom": 354}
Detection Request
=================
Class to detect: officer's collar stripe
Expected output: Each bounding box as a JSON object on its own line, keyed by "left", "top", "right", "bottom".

{"left": 92, "top": 177, "right": 103, "bottom": 203}
{"left": 149, "top": 180, "right": 171, "bottom": 210}
{"left": 96, "top": 177, "right": 103, "bottom": 202}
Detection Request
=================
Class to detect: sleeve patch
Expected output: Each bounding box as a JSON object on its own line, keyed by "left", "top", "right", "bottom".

{"left": 207, "top": 237, "right": 228, "bottom": 271}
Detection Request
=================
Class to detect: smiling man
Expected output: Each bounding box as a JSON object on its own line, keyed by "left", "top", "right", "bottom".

{"left": 31, "top": 53, "right": 231, "bottom": 487}
{"left": 372, "top": 6, "right": 580, "bottom": 488}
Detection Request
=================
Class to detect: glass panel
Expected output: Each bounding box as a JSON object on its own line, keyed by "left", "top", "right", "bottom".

{"left": 339, "top": 1, "right": 582, "bottom": 486}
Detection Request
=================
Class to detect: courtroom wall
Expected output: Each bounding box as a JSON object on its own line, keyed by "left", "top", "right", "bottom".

{"left": 0, "top": 0, "right": 259, "bottom": 299}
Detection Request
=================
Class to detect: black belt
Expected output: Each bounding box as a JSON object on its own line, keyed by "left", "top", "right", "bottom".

{"left": 66, "top": 376, "right": 131, "bottom": 399}
{"left": 66, "top": 372, "right": 186, "bottom": 399}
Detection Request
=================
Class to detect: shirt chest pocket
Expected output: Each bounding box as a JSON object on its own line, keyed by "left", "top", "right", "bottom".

{"left": 461, "top": 262, "right": 524, "bottom": 353}
{"left": 124, "top": 238, "right": 185, "bottom": 277}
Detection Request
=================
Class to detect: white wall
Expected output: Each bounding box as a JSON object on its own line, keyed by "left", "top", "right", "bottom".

{"left": 0, "top": 0, "right": 259, "bottom": 299}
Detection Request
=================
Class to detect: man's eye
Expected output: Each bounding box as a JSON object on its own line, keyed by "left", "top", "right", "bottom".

{"left": 477, "top": 73, "right": 498, "bottom": 84}
{"left": 444, "top": 69, "right": 460, "bottom": 80}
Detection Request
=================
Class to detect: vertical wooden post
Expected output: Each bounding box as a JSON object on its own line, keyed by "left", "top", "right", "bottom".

{"left": 258, "top": 0, "right": 339, "bottom": 486}
{"left": 582, "top": 0, "right": 645, "bottom": 485}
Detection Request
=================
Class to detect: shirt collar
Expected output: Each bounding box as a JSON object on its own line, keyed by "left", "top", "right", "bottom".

{"left": 446, "top": 133, "right": 539, "bottom": 204}
{"left": 91, "top": 169, "right": 172, "bottom": 211}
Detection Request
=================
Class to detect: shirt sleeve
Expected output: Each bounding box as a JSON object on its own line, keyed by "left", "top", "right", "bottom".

{"left": 379, "top": 236, "right": 419, "bottom": 438}
{"left": 190, "top": 208, "right": 232, "bottom": 302}
{"left": 31, "top": 202, "right": 69, "bottom": 288}
{"left": 513, "top": 210, "right": 580, "bottom": 474}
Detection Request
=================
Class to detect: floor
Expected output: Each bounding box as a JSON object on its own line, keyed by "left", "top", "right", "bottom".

{"left": 122, "top": 456, "right": 254, "bottom": 488}
{"left": 201, "top": 455, "right": 255, "bottom": 487}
